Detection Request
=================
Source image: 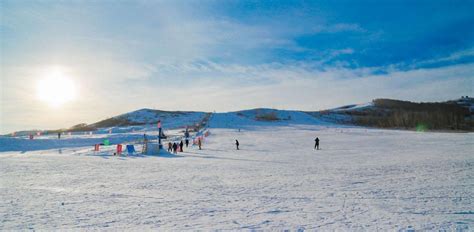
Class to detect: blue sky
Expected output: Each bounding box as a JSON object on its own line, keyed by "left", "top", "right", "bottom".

{"left": 1, "top": 0, "right": 473, "bottom": 133}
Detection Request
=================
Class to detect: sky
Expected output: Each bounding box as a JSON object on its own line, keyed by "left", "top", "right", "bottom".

{"left": 1, "top": 0, "right": 473, "bottom": 133}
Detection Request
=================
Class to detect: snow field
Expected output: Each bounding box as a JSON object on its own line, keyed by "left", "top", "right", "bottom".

{"left": 0, "top": 124, "right": 473, "bottom": 230}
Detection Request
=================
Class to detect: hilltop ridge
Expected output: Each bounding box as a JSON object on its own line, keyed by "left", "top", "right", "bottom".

{"left": 5, "top": 97, "right": 473, "bottom": 135}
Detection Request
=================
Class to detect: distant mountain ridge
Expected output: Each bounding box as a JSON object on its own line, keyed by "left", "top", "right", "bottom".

{"left": 5, "top": 97, "right": 473, "bottom": 135}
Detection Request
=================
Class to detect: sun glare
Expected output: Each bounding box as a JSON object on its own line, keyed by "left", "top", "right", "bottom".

{"left": 36, "top": 67, "right": 77, "bottom": 107}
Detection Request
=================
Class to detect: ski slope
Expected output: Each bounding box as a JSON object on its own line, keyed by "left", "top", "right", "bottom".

{"left": 209, "top": 109, "right": 331, "bottom": 128}
{"left": 0, "top": 115, "right": 473, "bottom": 230}
{"left": 102, "top": 109, "right": 207, "bottom": 129}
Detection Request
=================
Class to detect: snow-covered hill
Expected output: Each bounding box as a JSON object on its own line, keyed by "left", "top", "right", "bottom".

{"left": 91, "top": 108, "right": 208, "bottom": 129}
{"left": 327, "top": 102, "right": 374, "bottom": 112}
{"left": 210, "top": 108, "right": 331, "bottom": 129}
{"left": 5, "top": 97, "right": 473, "bottom": 137}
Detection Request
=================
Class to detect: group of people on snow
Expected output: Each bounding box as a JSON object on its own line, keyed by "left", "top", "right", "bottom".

{"left": 168, "top": 141, "right": 184, "bottom": 154}
{"left": 166, "top": 138, "right": 193, "bottom": 154}
{"left": 157, "top": 130, "right": 321, "bottom": 154}
{"left": 166, "top": 137, "right": 319, "bottom": 152}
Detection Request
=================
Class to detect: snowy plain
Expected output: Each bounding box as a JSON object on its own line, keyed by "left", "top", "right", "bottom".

{"left": 1, "top": 112, "right": 473, "bottom": 230}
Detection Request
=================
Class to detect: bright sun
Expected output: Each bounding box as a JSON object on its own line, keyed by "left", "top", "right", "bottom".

{"left": 36, "top": 67, "right": 77, "bottom": 107}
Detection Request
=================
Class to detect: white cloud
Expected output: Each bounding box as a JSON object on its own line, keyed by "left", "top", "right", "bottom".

{"left": 1, "top": 2, "right": 472, "bottom": 133}
{"left": 413, "top": 48, "right": 474, "bottom": 67}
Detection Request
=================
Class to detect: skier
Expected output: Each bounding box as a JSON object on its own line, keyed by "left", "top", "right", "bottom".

{"left": 198, "top": 138, "right": 202, "bottom": 150}
{"left": 57, "top": 132, "right": 61, "bottom": 139}
{"left": 179, "top": 140, "right": 184, "bottom": 152}
{"left": 172, "top": 143, "right": 178, "bottom": 154}
{"left": 168, "top": 142, "right": 172, "bottom": 153}
{"left": 235, "top": 139, "right": 239, "bottom": 150}
{"left": 314, "top": 137, "right": 320, "bottom": 150}
{"left": 185, "top": 138, "right": 189, "bottom": 147}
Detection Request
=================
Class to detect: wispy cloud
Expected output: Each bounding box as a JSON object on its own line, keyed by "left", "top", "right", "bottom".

{"left": 311, "top": 23, "right": 366, "bottom": 34}
{"left": 412, "top": 48, "right": 474, "bottom": 68}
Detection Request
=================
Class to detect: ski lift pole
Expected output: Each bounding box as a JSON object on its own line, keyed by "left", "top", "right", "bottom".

{"left": 157, "top": 120, "right": 163, "bottom": 149}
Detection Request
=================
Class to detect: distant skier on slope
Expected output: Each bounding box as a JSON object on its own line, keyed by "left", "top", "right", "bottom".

{"left": 179, "top": 140, "right": 184, "bottom": 152}
{"left": 185, "top": 138, "right": 189, "bottom": 147}
{"left": 314, "top": 137, "right": 320, "bottom": 150}
{"left": 235, "top": 140, "right": 240, "bottom": 150}
{"left": 198, "top": 138, "right": 202, "bottom": 150}
{"left": 58, "top": 132, "right": 61, "bottom": 139}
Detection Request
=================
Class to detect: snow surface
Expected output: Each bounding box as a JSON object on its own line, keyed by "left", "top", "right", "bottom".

{"left": 1, "top": 114, "right": 473, "bottom": 230}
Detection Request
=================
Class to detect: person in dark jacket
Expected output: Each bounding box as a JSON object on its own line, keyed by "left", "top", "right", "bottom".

{"left": 235, "top": 139, "right": 240, "bottom": 150}
{"left": 58, "top": 132, "right": 61, "bottom": 139}
{"left": 179, "top": 140, "right": 184, "bottom": 152}
{"left": 314, "top": 137, "right": 320, "bottom": 150}
{"left": 172, "top": 143, "right": 178, "bottom": 154}
{"left": 198, "top": 138, "right": 202, "bottom": 150}
{"left": 185, "top": 138, "right": 189, "bottom": 147}
{"left": 168, "top": 142, "right": 172, "bottom": 152}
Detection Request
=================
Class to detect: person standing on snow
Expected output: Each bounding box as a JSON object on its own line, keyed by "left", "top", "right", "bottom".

{"left": 172, "top": 143, "right": 178, "bottom": 154}
{"left": 185, "top": 138, "right": 189, "bottom": 147}
{"left": 314, "top": 137, "right": 320, "bottom": 150}
{"left": 168, "top": 142, "right": 172, "bottom": 152}
{"left": 179, "top": 140, "right": 184, "bottom": 152}
{"left": 198, "top": 138, "right": 202, "bottom": 150}
{"left": 58, "top": 132, "right": 61, "bottom": 139}
{"left": 235, "top": 140, "right": 240, "bottom": 150}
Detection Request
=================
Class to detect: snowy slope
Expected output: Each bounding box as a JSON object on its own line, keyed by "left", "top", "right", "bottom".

{"left": 118, "top": 108, "right": 207, "bottom": 125}
{"left": 0, "top": 133, "right": 143, "bottom": 152}
{"left": 328, "top": 102, "right": 374, "bottom": 112}
{"left": 1, "top": 103, "right": 473, "bottom": 229}
{"left": 91, "top": 108, "right": 208, "bottom": 129}
{"left": 1, "top": 121, "right": 473, "bottom": 230}
{"left": 210, "top": 109, "right": 331, "bottom": 129}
